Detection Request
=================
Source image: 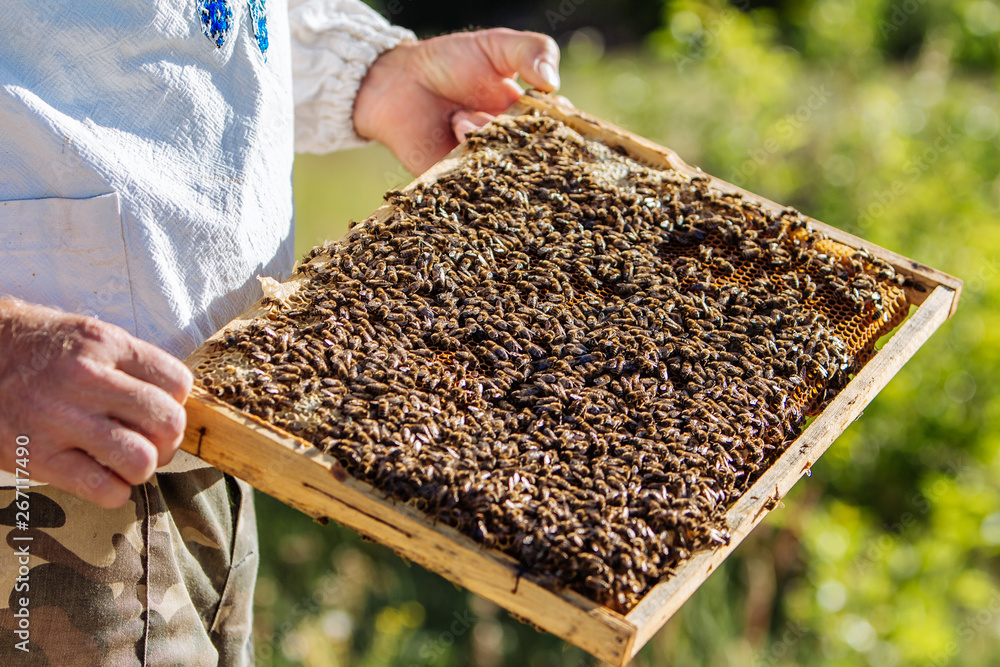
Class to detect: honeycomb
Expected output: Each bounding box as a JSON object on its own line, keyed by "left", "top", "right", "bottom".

{"left": 194, "top": 114, "right": 910, "bottom": 613}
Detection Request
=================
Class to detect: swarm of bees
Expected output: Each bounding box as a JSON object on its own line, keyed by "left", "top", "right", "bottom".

{"left": 195, "top": 115, "right": 910, "bottom": 612}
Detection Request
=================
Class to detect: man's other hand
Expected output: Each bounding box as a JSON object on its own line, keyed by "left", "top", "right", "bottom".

{"left": 354, "top": 28, "right": 561, "bottom": 174}
{"left": 0, "top": 300, "right": 193, "bottom": 508}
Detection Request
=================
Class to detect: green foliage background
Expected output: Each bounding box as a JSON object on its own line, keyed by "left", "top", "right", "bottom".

{"left": 257, "top": 1, "right": 1000, "bottom": 664}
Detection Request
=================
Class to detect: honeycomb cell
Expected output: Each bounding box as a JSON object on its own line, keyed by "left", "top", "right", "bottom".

{"left": 195, "top": 115, "right": 909, "bottom": 613}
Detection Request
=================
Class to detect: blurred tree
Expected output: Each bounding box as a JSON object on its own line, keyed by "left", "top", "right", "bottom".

{"left": 362, "top": 0, "right": 663, "bottom": 45}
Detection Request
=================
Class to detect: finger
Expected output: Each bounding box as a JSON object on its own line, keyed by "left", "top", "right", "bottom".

{"left": 383, "top": 96, "right": 462, "bottom": 173}
{"left": 42, "top": 398, "right": 166, "bottom": 482}
{"left": 117, "top": 338, "right": 193, "bottom": 404}
{"left": 62, "top": 356, "right": 187, "bottom": 463}
{"left": 474, "top": 28, "right": 561, "bottom": 93}
{"left": 88, "top": 420, "right": 161, "bottom": 485}
{"left": 458, "top": 77, "right": 523, "bottom": 116}
{"left": 99, "top": 372, "right": 187, "bottom": 466}
{"left": 74, "top": 317, "right": 193, "bottom": 404}
{"left": 43, "top": 448, "right": 133, "bottom": 509}
{"left": 452, "top": 110, "right": 496, "bottom": 141}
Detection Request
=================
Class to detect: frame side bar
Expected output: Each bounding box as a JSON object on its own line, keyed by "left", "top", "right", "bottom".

{"left": 181, "top": 389, "right": 638, "bottom": 664}
{"left": 508, "top": 93, "right": 964, "bottom": 316}
{"left": 623, "top": 285, "right": 955, "bottom": 656}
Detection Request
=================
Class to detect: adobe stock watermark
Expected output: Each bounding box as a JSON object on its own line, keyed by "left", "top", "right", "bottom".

{"left": 379, "top": 123, "right": 453, "bottom": 190}
{"left": 966, "top": 252, "right": 999, "bottom": 297}
{"left": 753, "top": 621, "right": 810, "bottom": 667}
{"left": 852, "top": 457, "right": 969, "bottom": 576}
{"left": 378, "top": 68, "right": 530, "bottom": 189}
{"left": 928, "top": 590, "right": 1000, "bottom": 667}
{"left": 11, "top": 327, "right": 72, "bottom": 386}
{"left": 545, "top": 0, "right": 587, "bottom": 30}
{"left": 671, "top": 0, "right": 752, "bottom": 72}
{"left": 411, "top": 514, "right": 548, "bottom": 664}
{"left": 878, "top": 0, "right": 930, "bottom": 39}
{"left": 11, "top": 435, "right": 33, "bottom": 653}
{"left": 411, "top": 609, "right": 477, "bottom": 664}
{"left": 6, "top": 272, "right": 125, "bottom": 387}
{"left": 376, "top": 0, "right": 415, "bottom": 21}
{"left": 856, "top": 125, "right": 959, "bottom": 231}
{"left": 256, "top": 573, "right": 345, "bottom": 662}
{"left": 42, "top": 395, "right": 195, "bottom": 515}
{"left": 732, "top": 85, "right": 833, "bottom": 187}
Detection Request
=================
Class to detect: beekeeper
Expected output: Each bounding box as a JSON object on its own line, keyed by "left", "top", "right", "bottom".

{"left": 0, "top": 1, "right": 560, "bottom": 662}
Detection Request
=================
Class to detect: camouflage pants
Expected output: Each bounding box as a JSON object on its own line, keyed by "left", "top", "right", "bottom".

{"left": 0, "top": 469, "right": 257, "bottom": 666}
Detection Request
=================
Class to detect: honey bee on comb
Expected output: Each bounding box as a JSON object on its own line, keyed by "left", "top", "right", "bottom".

{"left": 193, "top": 114, "right": 909, "bottom": 614}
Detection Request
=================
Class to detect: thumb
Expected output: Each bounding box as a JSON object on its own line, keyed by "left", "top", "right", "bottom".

{"left": 474, "top": 28, "right": 561, "bottom": 92}
{"left": 452, "top": 110, "right": 496, "bottom": 141}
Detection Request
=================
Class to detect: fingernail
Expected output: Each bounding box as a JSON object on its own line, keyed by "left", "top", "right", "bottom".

{"left": 536, "top": 59, "right": 561, "bottom": 91}
{"left": 454, "top": 118, "right": 479, "bottom": 140}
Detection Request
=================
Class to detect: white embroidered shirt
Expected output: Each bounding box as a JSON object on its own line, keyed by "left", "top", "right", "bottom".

{"left": 0, "top": 0, "right": 414, "bottom": 482}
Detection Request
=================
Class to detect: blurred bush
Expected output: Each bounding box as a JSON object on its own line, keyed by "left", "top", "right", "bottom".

{"left": 260, "top": 1, "right": 1000, "bottom": 665}
{"left": 361, "top": 0, "right": 662, "bottom": 47}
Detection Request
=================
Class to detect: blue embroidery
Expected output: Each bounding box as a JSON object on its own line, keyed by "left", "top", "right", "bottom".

{"left": 247, "top": 0, "right": 269, "bottom": 58}
{"left": 199, "top": 0, "right": 233, "bottom": 48}
{"left": 198, "top": 0, "right": 268, "bottom": 58}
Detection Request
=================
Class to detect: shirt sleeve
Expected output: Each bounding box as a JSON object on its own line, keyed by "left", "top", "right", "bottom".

{"left": 288, "top": 0, "right": 416, "bottom": 154}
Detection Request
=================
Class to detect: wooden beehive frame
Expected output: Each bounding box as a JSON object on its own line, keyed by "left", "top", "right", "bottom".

{"left": 181, "top": 93, "right": 962, "bottom": 665}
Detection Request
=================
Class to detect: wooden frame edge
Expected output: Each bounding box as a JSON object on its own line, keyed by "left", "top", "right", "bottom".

{"left": 509, "top": 93, "right": 964, "bottom": 318}
{"left": 181, "top": 388, "right": 638, "bottom": 664}
{"left": 621, "top": 285, "right": 956, "bottom": 657}
{"left": 180, "top": 93, "right": 963, "bottom": 665}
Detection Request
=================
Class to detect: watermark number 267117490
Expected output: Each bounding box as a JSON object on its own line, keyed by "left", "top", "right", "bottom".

{"left": 11, "top": 435, "right": 32, "bottom": 653}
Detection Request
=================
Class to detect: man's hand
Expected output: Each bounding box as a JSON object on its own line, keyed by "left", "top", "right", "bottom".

{"left": 353, "top": 28, "right": 561, "bottom": 174}
{"left": 0, "top": 300, "right": 193, "bottom": 508}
